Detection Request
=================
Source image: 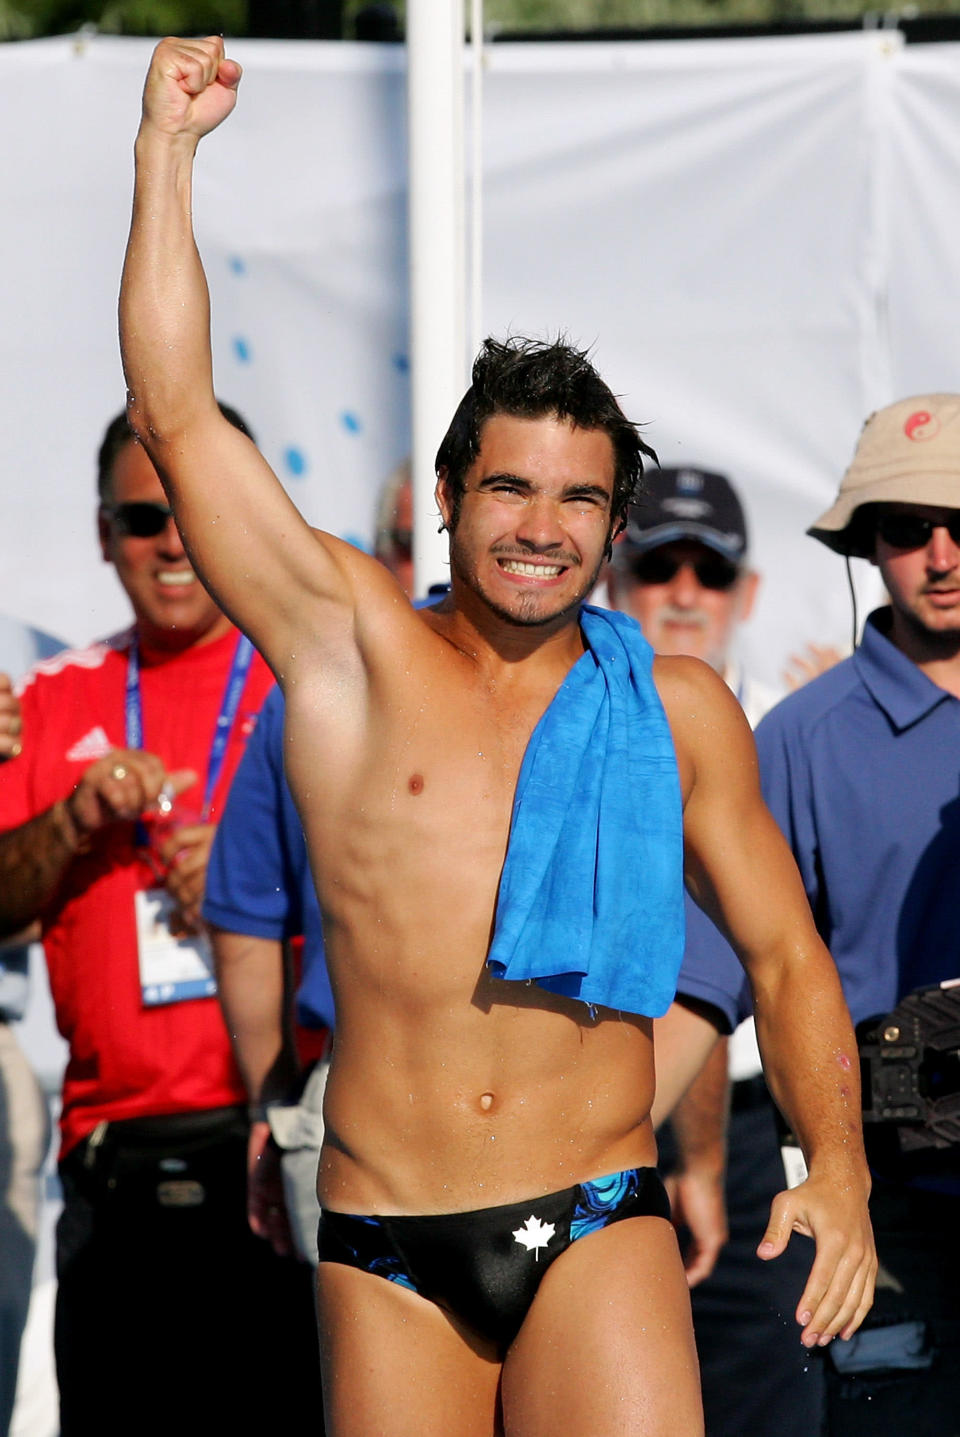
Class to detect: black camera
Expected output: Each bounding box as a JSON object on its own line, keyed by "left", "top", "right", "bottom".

{"left": 857, "top": 979, "right": 960, "bottom": 1178}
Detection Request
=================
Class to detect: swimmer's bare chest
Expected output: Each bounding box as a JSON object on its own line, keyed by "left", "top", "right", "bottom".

{"left": 285, "top": 618, "right": 549, "bottom": 985}
{"left": 282, "top": 613, "right": 659, "bottom": 1210}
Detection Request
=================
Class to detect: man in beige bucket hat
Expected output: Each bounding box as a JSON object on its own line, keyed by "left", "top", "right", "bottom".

{"left": 809, "top": 393, "right": 960, "bottom": 555}
{"left": 750, "top": 393, "right": 960, "bottom": 1434}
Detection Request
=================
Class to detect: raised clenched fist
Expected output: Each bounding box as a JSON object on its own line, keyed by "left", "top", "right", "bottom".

{"left": 140, "top": 35, "right": 242, "bottom": 143}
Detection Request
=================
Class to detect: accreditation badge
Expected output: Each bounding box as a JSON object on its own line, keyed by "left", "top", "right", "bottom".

{"left": 135, "top": 888, "right": 217, "bottom": 1006}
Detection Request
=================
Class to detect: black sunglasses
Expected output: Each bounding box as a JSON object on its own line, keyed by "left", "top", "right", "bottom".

{"left": 388, "top": 527, "right": 413, "bottom": 555}
{"left": 103, "top": 501, "right": 175, "bottom": 538}
{"left": 875, "top": 512, "right": 960, "bottom": 551}
{"left": 627, "top": 550, "right": 741, "bottom": 592}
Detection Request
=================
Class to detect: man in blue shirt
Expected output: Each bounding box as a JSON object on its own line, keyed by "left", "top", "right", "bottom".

{"left": 204, "top": 683, "right": 332, "bottom": 1263}
{"left": 755, "top": 393, "right": 960, "bottom": 1435}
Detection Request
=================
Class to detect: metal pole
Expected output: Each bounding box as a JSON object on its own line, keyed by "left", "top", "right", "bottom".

{"left": 407, "top": 0, "right": 468, "bottom": 596}
{"left": 470, "top": 0, "right": 484, "bottom": 366}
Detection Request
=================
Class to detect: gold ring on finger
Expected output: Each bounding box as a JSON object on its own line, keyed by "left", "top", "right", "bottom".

{"left": 111, "top": 764, "right": 128, "bottom": 781}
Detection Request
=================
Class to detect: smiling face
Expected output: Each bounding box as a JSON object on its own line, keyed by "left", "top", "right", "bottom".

{"left": 872, "top": 502, "right": 960, "bottom": 655}
{"left": 436, "top": 412, "right": 617, "bottom": 629}
{"left": 99, "top": 439, "right": 231, "bottom": 653}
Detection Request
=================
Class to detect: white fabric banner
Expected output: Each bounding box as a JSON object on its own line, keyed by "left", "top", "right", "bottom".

{"left": 3, "top": 31, "right": 958, "bottom": 684}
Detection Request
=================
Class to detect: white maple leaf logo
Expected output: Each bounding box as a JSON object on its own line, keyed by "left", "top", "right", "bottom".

{"left": 512, "top": 1214, "right": 556, "bottom": 1260}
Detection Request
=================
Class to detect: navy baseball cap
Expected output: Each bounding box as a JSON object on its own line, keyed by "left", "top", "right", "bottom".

{"left": 618, "top": 467, "right": 748, "bottom": 562}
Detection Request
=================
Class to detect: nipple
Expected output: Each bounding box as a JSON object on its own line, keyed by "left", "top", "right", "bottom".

{"left": 408, "top": 773, "right": 424, "bottom": 795}
{"left": 479, "top": 1092, "right": 495, "bottom": 1112}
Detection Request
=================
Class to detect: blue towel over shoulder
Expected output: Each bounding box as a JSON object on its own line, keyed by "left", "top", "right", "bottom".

{"left": 486, "top": 605, "right": 684, "bottom": 1018}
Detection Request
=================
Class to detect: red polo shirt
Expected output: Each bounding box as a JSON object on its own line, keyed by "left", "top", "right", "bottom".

{"left": 1, "top": 625, "right": 273, "bottom": 1155}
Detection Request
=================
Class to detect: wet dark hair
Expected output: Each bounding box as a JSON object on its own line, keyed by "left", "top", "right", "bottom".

{"left": 96, "top": 401, "right": 254, "bottom": 504}
{"left": 434, "top": 336, "right": 656, "bottom": 532}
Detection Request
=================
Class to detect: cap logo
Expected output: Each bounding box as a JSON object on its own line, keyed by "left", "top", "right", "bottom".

{"left": 677, "top": 469, "right": 705, "bottom": 493}
{"left": 904, "top": 410, "right": 940, "bottom": 442}
{"left": 665, "top": 497, "right": 711, "bottom": 520}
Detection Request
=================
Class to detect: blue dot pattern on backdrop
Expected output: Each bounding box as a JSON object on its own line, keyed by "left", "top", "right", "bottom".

{"left": 284, "top": 448, "right": 307, "bottom": 479}
{"left": 340, "top": 411, "right": 363, "bottom": 435}
{"left": 233, "top": 336, "right": 251, "bottom": 364}
{"left": 229, "top": 255, "right": 247, "bottom": 276}
{"left": 343, "top": 533, "right": 372, "bottom": 554}
{"left": 392, "top": 352, "right": 410, "bottom": 374}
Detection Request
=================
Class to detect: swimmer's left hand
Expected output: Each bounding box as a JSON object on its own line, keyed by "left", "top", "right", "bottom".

{"left": 757, "top": 1166, "right": 876, "bottom": 1348}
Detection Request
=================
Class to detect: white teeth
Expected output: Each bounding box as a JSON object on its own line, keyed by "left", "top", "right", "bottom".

{"left": 500, "top": 560, "right": 563, "bottom": 578}
{"left": 157, "top": 571, "right": 195, "bottom": 587}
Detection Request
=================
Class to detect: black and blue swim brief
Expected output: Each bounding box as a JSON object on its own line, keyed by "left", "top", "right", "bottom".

{"left": 318, "top": 1165, "right": 670, "bottom": 1351}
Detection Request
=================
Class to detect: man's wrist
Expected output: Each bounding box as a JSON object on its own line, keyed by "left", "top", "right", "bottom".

{"left": 676, "top": 1155, "right": 726, "bottom": 1183}
{"left": 52, "top": 795, "right": 92, "bottom": 856}
{"left": 134, "top": 124, "right": 200, "bottom": 170}
{"left": 803, "top": 1148, "right": 871, "bottom": 1190}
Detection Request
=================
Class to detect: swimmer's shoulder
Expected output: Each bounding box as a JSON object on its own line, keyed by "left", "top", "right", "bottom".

{"left": 653, "top": 655, "right": 756, "bottom": 799}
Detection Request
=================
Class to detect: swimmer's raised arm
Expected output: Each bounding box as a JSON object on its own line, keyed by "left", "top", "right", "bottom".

{"left": 656, "top": 656, "right": 876, "bottom": 1350}
{"left": 120, "top": 37, "right": 392, "bottom": 676}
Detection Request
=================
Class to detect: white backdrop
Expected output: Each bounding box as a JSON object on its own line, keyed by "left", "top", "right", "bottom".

{"left": 3, "top": 31, "right": 960, "bottom": 684}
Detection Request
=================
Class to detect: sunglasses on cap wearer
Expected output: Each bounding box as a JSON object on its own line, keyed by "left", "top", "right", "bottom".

{"left": 875, "top": 512, "right": 960, "bottom": 551}
{"left": 625, "top": 548, "right": 742, "bottom": 592}
{"left": 102, "top": 501, "right": 176, "bottom": 538}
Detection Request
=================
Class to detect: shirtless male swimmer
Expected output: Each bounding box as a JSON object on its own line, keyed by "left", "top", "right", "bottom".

{"left": 119, "top": 38, "right": 876, "bottom": 1437}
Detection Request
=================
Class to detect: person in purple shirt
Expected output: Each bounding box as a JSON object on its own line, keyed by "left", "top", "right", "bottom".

{"left": 754, "top": 393, "right": 960, "bottom": 1435}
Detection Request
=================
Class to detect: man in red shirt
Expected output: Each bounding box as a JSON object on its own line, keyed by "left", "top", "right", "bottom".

{"left": 0, "top": 408, "right": 321, "bottom": 1436}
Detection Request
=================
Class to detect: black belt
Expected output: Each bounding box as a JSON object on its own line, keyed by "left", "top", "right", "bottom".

{"left": 82, "top": 1104, "right": 247, "bottom": 1150}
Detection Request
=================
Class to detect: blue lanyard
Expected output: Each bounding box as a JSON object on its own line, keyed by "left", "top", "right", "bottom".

{"left": 125, "top": 632, "right": 255, "bottom": 821}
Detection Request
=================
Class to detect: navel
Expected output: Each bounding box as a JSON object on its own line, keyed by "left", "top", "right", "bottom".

{"left": 408, "top": 773, "right": 424, "bottom": 795}
{"left": 478, "top": 1091, "right": 495, "bottom": 1112}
